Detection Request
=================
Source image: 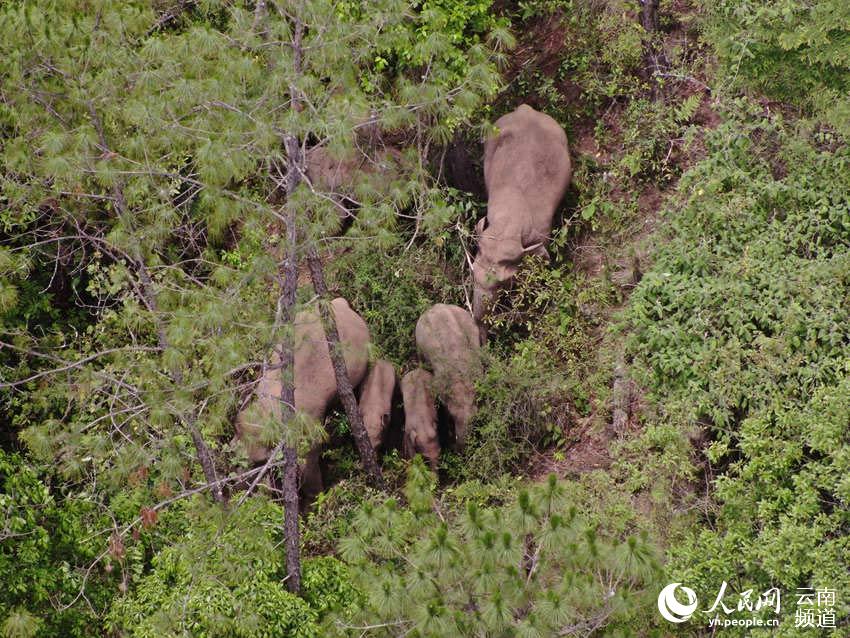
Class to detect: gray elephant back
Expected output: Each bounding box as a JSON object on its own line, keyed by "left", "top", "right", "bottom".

{"left": 236, "top": 297, "right": 370, "bottom": 469}
{"left": 415, "top": 304, "right": 481, "bottom": 377}
{"left": 472, "top": 105, "right": 572, "bottom": 325}
{"left": 294, "top": 297, "right": 370, "bottom": 420}
{"left": 414, "top": 304, "right": 481, "bottom": 448}
{"left": 358, "top": 359, "right": 397, "bottom": 450}
{"left": 483, "top": 103, "right": 571, "bottom": 214}
{"left": 400, "top": 368, "right": 440, "bottom": 468}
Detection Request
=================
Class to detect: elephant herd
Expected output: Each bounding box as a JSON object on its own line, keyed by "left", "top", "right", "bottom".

{"left": 236, "top": 104, "right": 572, "bottom": 500}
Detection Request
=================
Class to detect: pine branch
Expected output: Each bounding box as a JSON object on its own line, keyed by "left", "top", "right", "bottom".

{"left": 86, "top": 100, "right": 225, "bottom": 503}
{"left": 51, "top": 460, "right": 286, "bottom": 614}
{"left": 0, "top": 341, "right": 162, "bottom": 389}
{"left": 252, "top": 0, "right": 268, "bottom": 36}
{"left": 147, "top": 0, "right": 196, "bottom": 35}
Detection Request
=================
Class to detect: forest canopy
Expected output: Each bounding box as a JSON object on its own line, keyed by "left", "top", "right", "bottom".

{"left": 1, "top": 1, "right": 848, "bottom": 637}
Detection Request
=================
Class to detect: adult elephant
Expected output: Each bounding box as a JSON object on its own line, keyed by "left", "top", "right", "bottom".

{"left": 415, "top": 304, "right": 482, "bottom": 451}
{"left": 472, "top": 104, "right": 572, "bottom": 329}
{"left": 236, "top": 298, "right": 370, "bottom": 502}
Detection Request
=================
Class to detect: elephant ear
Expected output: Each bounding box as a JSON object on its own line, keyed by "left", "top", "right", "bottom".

{"left": 522, "top": 241, "right": 549, "bottom": 259}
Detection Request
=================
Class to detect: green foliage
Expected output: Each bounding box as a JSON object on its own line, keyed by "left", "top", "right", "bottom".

{"left": 505, "top": 0, "right": 707, "bottom": 241}
{"left": 302, "top": 556, "right": 362, "bottom": 619}
{"left": 329, "top": 460, "right": 662, "bottom": 636}
{"left": 625, "top": 103, "right": 850, "bottom": 632}
{"left": 458, "top": 341, "right": 581, "bottom": 481}
{"left": 327, "top": 238, "right": 463, "bottom": 365}
{"left": 488, "top": 256, "right": 612, "bottom": 366}
{"left": 441, "top": 474, "right": 522, "bottom": 509}
{"left": 450, "top": 256, "right": 614, "bottom": 480}
{"left": 616, "top": 97, "right": 686, "bottom": 182}
{"left": 1, "top": 2, "right": 507, "bottom": 633}
{"left": 302, "top": 459, "right": 411, "bottom": 556}
{"left": 0, "top": 452, "right": 110, "bottom": 638}
{"left": 302, "top": 478, "right": 386, "bottom": 556}
{"left": 509, "top": 0, "right": 648, "bottom": 122}
{"left": 340, "top": 0, "right": 508, "bottom": 129}
{"left": 107, "top": 496, "right": 357, "bottom": 637}
{"left": 0, "top": 0, "right": 505, "bottom": 487}
{"left": 705, "top": 0, "right": 850, "bottom": 135}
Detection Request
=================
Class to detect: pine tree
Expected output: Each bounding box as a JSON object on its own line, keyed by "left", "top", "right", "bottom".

{"left": 1, "top": 0, "right": 505, "bottom": 622}
{"left": 333, "top": 463, "right": 663, "bottom": 637}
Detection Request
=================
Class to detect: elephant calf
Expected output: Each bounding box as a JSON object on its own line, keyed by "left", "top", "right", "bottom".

{"left": 401, "top": 369, "right": 440, "bottom": 469}
{"left": 415, "top": 304, "right": 482, "bottom": 450}
{"left": 236, "top": 297, "right": 370, "bottom": 502}
{"left": 472, "top": 104, "right": 572, "bottom": 324}
{"left": 358, "top": 359, "right": 397, "bottom": 451}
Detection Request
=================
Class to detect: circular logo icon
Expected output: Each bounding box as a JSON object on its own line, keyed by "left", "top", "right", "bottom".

{"left": 658, "top": 583, "right": 698, "bottom": 623}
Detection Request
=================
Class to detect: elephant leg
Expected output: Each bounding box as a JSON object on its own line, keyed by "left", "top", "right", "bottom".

{"left": 300, "top": 445, "right": 324, "bottom": 508}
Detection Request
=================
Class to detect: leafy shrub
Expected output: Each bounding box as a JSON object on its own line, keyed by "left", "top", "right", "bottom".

{"left": 456, "top": 342, "right": 580, "bottom": 481}
{"left": 487, "top": 256, "right": 612, "bottom": 366}
{"left": 675, "top": 375, "right": 850, "bottom": 635}
{"left": 327, "top": 238, "right": 463, "bottom": 365}
{"left": 510, "top": 0, "right": 648, "bottom": 122}
{"left": 705, "top": 0, "right": 850, "bottom": 135}
{"left": 625, "top": 103, "right": 850, "bottom": 631}
{"left": 302, "top": 556, "right": 362, "bottom": 619}
{"left": 450, "top": 256, "right": 614, "bottom": 481}
{"left": 342, "top": 0, "right": 510, "bottom": 127}
{"left": 302, "top": 478, "right": 388, "bottom": 556}
{"left": 0, "top": 452, "right": 110, "bottom": 638}
{"left": 107, "top": 497, "right": 357, "bottom": 638}
{"left": 329, "top": 459, "right": 663, "bottom": 636}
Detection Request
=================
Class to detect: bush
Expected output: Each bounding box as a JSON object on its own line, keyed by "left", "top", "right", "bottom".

{"left": 0, "top": 452, "right": 111, "bottom": 638}
{"left": 107, "top": 497, "right": 358, "bottom": 638}
{"left": 455, "top": 341, "right": 580, "bottom": 481}
{"left": 450, "top": 256, "right": 614, "bottom": 481}
{"left": 705, "top": 0, "right": 850, "bottom": 135}
{"left": 327, "top": 238, "right": 464, "bottom": 365}
{"left": 302, "top": 478, "right": 388, "bottom": 556}
{"left": 624, "top": 102, "right": 850, "bottom": 632}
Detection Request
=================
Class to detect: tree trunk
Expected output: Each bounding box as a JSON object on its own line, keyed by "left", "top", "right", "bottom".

{"left": 281, "top": 444, "right": 300, "bottom": 593}
{"left": 277, "top": 132, "right": 303, "bottom": 595}
{"left": 639, "top": 0, "right": 659, "bottom": 33}
{"left": 306, "top": 247, "right": 386, "bottom": 490}
{"left": 277, "top": 270, "right": 301, "bottom": 595}
{"left": 187, "top": 418, "right": 224, "bottom": 503}
{"left": 638, "top": 0, "right": 665, "bottom": 97}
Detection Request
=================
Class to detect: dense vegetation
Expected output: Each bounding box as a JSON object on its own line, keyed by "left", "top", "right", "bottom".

{"left": 1, "top": 1, "right": 848, "bottom": 637}
{"left": 624, "top": 106, "right": 850, "bottom": 633}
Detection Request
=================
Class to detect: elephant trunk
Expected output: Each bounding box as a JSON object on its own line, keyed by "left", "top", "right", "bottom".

{"left": 472, "top": 286, "right": 492, "bottom": 345}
